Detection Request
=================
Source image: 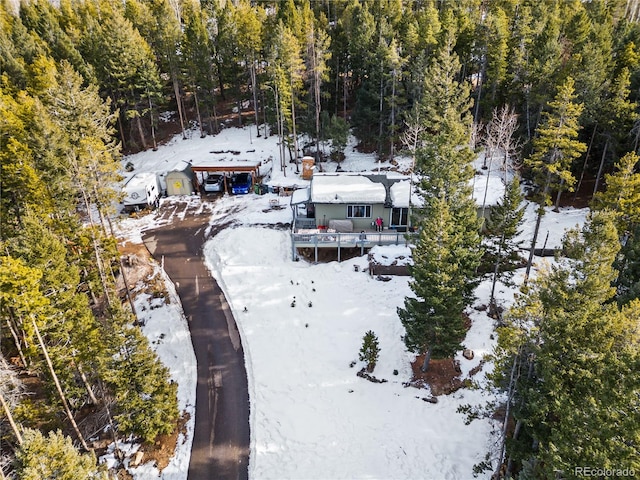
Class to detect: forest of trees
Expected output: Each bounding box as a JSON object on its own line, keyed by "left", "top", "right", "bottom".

{"left": 1, "top": 0, "right": 640, "bottom": 477}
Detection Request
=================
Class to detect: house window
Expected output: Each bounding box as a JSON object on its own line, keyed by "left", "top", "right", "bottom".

{"left": 347, "top": 205, "right": 372, "bottom": 218}
{"left": 391, "top": 207, "right": 409, "bottom": 226}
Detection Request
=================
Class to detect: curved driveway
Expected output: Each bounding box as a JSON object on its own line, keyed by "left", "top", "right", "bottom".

{"left": 143, "top": 202, "right": 249, "bottom": 480}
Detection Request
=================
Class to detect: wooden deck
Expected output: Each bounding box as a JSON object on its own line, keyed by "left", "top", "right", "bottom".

{"left": 290, "top": 229, "right": 416, "bottom": 262}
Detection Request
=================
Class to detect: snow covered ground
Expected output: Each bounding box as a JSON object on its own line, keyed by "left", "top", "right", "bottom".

{"left": 114, "top": 125, "right": 589, "bottom": 479}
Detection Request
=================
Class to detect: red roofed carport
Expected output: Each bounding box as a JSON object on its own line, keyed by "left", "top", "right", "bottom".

{"left": 191, "top": 160, "right": 261, "bottom": 194}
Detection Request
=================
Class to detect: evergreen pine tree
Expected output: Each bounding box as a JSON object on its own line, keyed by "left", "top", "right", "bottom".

{"left": 325, "top": 114, "right": 349, "bottom": 162}
{"left": 481, "top": 6, "right": 510, "bottom": 112}
{"left": 102, "top": 325, "right": 179, "bottom": 443}
{"left": 72, "top": 0, "right": 163, "bottom": 149}
{"left": 483, "top": 177, "right": 526, "bottom": 298}
{"left": 0, "top": 1, "right": 42, "bottom": 89}
{"left": 14, "top": 429, "right": 103, "bottom": 479}
{"left": 494, "top": 212, "right": 640, "bottom": 477}
{"left": 359, "top": 330, "right": 380, "bottom": 373}
{"left": 18, "top": 0, "right": 95, "bottom": 84}
{"left": 399, "top": 28, "right": 482, "bottom": 373}
{"left": 523, "top": 76, "right": 587, "bottom": 283}
{"left": 399, "top": 196, "right": 470, "bottom": 372}
{"left": 233, "top": 0, "right": 266, "bottom": 136}
{"left": 0, "top": 89, "right": 50, "bottom": 239}
{"left": 8, "top": 211, "right": 104, "bottom": 404}
{"left": 612, "top": 224, "right": 640, "bottom": 304}
{"left": 592, "top": 67, "right": 639, "bottom": 196}
{"left": 592, "top": 151, "right": 640, "bottom": 234}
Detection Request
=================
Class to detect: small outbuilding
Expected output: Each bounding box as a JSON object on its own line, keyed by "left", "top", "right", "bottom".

{"left": 165, "top": 165, "right": 196, "bottom": 196}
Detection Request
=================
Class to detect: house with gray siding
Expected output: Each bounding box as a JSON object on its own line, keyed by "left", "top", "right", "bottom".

{"left": 292, "top": 172, "right": 414, "bottom": 232}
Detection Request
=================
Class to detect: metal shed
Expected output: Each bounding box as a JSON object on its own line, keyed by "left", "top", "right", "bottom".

{"left": 166, "top": 165, "right": 196, "bottom": 196}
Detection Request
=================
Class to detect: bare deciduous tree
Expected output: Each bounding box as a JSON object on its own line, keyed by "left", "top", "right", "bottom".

{"left": 480, "top": 105, "right": 520, "bottom": 217}
{"left": 400, "top": 109, "right": 426, "bottom": 221}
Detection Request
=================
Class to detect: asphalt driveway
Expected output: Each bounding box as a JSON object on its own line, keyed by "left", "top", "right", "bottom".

{"left": 143, "top": 201, "right": 249, "bottom": 480}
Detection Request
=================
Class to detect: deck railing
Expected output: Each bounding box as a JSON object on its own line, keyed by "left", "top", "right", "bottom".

{"left": 291, "top": 230, "right": 414, "bottom": 247}
{"left": 294, "top": 218, "right": 317, "bottom": 230}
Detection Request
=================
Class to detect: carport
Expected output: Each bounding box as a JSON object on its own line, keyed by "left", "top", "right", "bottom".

{"left": 191, "top": 160, "right": 261, "bottom": 194}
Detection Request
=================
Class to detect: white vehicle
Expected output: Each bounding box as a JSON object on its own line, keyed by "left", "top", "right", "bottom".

{"left": 203, "top": 173, "right": 226, "bottom": 193}
{"left": 122, "top": 172, "right": 162, "bottom": 212}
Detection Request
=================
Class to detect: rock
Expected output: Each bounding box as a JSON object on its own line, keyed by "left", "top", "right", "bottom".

{"left": 463, "top": 349, "right": 474, "bottom": 360}
{"left": 422, "top": 396, "right": 438, "bottom": 404}
{"left": 375, "top": 275, "right": 392, "bottom": 282}
{"left": 131, "top": 450, "right": 144, "bottom": 467}
{"left": 90, "top": 439, "right": 111, "bottom": 450}
{"left": 454, "top": 361, "right": 462, "bottom": 374}
{"left": 357, "top": 369, "right": 387, "bottom": 384}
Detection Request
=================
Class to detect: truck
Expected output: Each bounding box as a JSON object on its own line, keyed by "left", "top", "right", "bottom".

{"left": 122, "top": 172, "right": 162, "bottom": 212}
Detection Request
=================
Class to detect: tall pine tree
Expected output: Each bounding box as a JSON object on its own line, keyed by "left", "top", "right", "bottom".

{"left": 14, "top": 429, "right": 104, "bottom": 479}
{"left": 494, "top": 211, "right": 640, "bottom": 477}
{"left": 398, "top": 30, "right": 482, "bottom": 372}
{"left": 523, "top": 76, "right": 586, "bottom": 283}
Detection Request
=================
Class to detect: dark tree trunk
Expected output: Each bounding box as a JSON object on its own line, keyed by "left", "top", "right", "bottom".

{"left": 171, "top": 71, "right": 187, "bottom": 140}
{"left": 136, "top": 115, "right": 148, "bottom": 150}
{"left": 593, "top": 137, "right": 609, "bottom": 196}
{"left": 524, "top": 204, "right": 545, "bottom": 285}
{"left": 421, "top": 348, "right": 432, "bottom": 372}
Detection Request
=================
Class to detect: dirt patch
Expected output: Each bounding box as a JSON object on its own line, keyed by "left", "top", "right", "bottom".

{"left": 136, "top": 412, "right": 190, "bottom": 473}
{"left": 407, "top": 356, "right": 471, "bottom": 396}
{"left": 105, "top": 242, "right": 186, "bottom": 474}
{"left": 113, "top": 468, "right": 134, "bottom": 480}
{"left": 118, "top": 242, "right": 155, "bottom": 290}
{"left": 406, "top": 315, "right": 476, "bottom": 396}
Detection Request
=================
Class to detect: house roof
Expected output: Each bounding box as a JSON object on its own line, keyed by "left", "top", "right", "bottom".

{"left": 473, "top": 174, "right": 505, "bottom": 207}
{"left": 166, "top": 165, "right": 195, "bottom": 180}
{"left": 390, "top": 180, "right": 411, "bottom": 208}
{"left": 310, "top": 173, "right": 386, "bottom": 203}
{"left": 291, "top": 187, "right": 310, "bottom": 205}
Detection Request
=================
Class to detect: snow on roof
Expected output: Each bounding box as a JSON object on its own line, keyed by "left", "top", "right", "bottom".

{"left": 310, "top": 173, "right": 386, "bottom": 203}
{"left": 166, "top": 165, "right": 195, "bottom": 179}
{"left": 390, "top": 179, "right": 411, "bottom": 208}
{"left": 123, "top": 171, "right": 157, "bottom": 189}
{"left": 191, "top": 159, "right": 261, "bottom": 169}
{"left": 472, "top": 173, "right": 506, "bottom": 207}
{"left": 290, "top": 187, "right": 310, "bottom": 205}
{"left": 113, "top": 125, "right": 592, "bottom": 480}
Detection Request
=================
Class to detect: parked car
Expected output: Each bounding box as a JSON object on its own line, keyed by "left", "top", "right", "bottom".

{"left": 231, "top": 173, "right": 253, "bottom": 194}
{"left": 203, "top": 173, "right": 225, "bottom": 193}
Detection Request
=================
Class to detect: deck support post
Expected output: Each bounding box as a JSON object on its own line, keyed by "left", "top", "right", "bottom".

{"left": 314, "top": 235, "right": 318, "bottom": 263}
